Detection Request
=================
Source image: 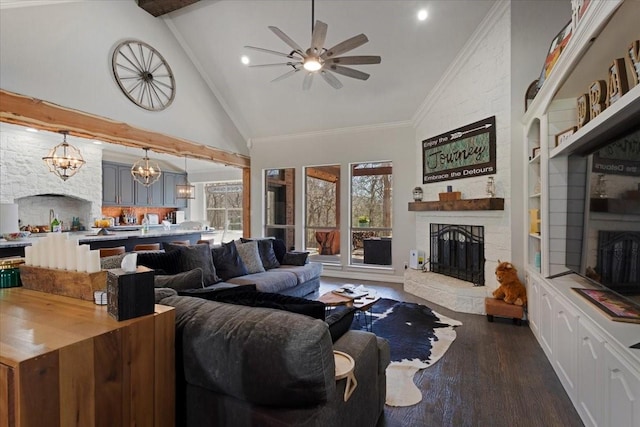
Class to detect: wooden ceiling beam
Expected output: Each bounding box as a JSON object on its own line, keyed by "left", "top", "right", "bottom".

{"left": 352, "top": 166, "right": 392, "bottom": 176}
{"left": 137, "top": 0, "right": 200, "bottom": 17}
{"left": 0, "top": 89, "right": 250, "bottom": 168}
{"left": 307, "top": 167, "right": 339, "bottom": 183}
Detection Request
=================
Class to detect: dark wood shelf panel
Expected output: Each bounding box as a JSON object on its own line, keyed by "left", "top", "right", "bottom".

{"left": 590, "top": 198, "right": 640, "bottom": 215}
{"left": 408, "top": 198, "right": 504, "bottom": 212}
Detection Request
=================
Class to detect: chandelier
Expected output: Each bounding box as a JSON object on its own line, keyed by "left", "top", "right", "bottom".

{"left": 176, "top": 155, "right": 195, "bottom": 199}
{"left": 42, "top": 131, "right": 86, "bottom": 181}
{"left": 131, "top": 148, "right": 162, "bottom": 187}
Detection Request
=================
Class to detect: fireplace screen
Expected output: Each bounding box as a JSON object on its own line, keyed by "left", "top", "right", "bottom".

{"left": 430, "top": 224, "right": 485, "bottom": 286}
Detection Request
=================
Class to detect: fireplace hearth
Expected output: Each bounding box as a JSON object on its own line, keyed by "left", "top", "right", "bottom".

{"left": 430, "top": 224, "right": 485, "bottom": 286}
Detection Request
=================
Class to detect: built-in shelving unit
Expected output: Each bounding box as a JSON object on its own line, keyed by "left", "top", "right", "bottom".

{"left": 407, "top": 198, "right": 504, "bottom": 212}
{"left": 522, "top": 1, "right": 640, "bottom": 426}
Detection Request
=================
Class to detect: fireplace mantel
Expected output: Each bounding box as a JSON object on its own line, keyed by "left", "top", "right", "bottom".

{"left": 408, "top": 198, "right": 504, "bottom": 212}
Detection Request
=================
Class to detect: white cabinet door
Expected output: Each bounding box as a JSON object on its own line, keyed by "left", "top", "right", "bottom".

{"left": 539, "top": 283, "right": 555, "bottom": 358}
{"left": 577, "top": 319, "right": 604, "bottom": 427}
{"left": 527, "top": 273, "right": 541, "bottom": 337}
{"left": 604, "top": 345, "right": 640, "bottom": 427}
{"left": 553, "top": 296, "right": 578, "bottom": 403}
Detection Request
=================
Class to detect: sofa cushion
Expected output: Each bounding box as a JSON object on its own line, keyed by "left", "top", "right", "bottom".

{"left": 211, "top": 241, "right": 248, "bottom": 281}
{"left": 235, "top": 241, "right": 266, "bottom": 274}
{"left": 162, "top": 295, "right": 335, "bottom": 407}
{"left": 154, "top": 268, "right": 204, "bottom": 290}
{"left": 241, "top": 238, "right": 280, "bottom": 270}
{"left": 325, "top": 306, "right": 356, "bottom": 342}
{"left": 277, "top": 263, "right": 323, "bottom": 285}
{"left": 164, "top": 243, "right": 220, "bottom": 286}
{"left": 272, "top": 238, "right": 287, "bottom": 264}
{"left": 154, "top": 287, "right": 178, "bottom": 303}
{"left": 226, "top": 270, "right": 299, "bottom": 293}
{"left": 137, "top": 250, "right": 181, "bottom": 275}
{"left": 282, "top": 251, "right": 309, "bottom": 266}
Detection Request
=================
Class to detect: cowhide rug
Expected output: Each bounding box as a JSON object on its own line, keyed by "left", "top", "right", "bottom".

{"left": 352, "top": 298, "right": 462, "bottom": 407}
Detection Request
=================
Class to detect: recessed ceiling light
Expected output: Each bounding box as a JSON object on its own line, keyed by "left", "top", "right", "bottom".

{"left": 241, "top": 55, "right": 250, "bottom": 65}
{"left": 92, "top": 140, "right": 103, "bottom": 145}
{"left": 418, "top": 9, "right": 428, "bottom": 21}
{"left": 25, "top": 127, "right": 39, "bottom": 133}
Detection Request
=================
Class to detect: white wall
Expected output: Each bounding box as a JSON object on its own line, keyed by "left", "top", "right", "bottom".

{"left": 250, "top": 123, "right": 415, "bottom": 281}
{"left": 0, "top": 0, "right": 247, "bottom": 156}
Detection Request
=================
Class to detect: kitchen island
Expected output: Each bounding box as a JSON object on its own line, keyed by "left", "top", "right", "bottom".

{"left": 0, "top": 228, "right": 208, "bottom": 258}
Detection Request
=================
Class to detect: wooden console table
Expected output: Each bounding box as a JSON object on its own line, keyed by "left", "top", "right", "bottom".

{"left": 0, "top": 288, "right": 175, "bottom": 427}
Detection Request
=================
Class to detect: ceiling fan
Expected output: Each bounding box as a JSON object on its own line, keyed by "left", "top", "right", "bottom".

{"left": 244, "top": 0, "right": 381, "bottom": 90}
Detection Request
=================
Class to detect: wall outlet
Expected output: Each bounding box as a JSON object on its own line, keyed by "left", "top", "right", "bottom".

{"left": 404, "top": 262, "right": 408, "bottom": 269}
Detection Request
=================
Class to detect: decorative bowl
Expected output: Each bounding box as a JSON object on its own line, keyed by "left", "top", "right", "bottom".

{"left": 2, "top": 231, "right": 31, "bottom": 241}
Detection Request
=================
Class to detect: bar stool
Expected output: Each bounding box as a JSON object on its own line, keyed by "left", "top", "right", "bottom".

{"left": 99, "top": 246, "right": 126, "bottom": 258}
{"left": 133, "top": 243, "right": 160, "bottom": 251}
{"left": 170, "top": 240, "right": 190, "bottom": 246}
{"left": 197, "top": 239, "right": 214, "bottom": 246}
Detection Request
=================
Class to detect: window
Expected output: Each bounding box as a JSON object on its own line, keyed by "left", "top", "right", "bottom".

{"left": 204, "top": 181, "right": 242, "bottom": 243}
{"left": 350, "top": 162, "right": 393, "bottom": 266}
{"left": 305, "top": 165, "right": 340, "bottom": 263}
{"left": 265, "top": 168, "right": 295, "bottom": 250}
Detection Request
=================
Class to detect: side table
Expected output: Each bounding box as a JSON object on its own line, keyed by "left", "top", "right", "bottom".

{"left": 333, "top": 350, "right": 357, "bottom": 401}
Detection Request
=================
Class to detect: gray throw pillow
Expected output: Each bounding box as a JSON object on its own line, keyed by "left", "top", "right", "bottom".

{"left": 236, "top": 240, "right": 266, "bottom": 274}
{"left": 154, "top": 268, "right": 204, "bottom": 290}
{"left": 241, "top": 238, "right": 280, "bottom": 270}
{"left": 211, "top": 241, "right": 248, "bottom": 281}
{"left": 100, "top": 253, "right": 127, "bottom": 270}
{"left": 164, "top": 243, "right": 221, "bottom": 286}
{"left": 282, "top": 251, "right": 309, "bottom": 266}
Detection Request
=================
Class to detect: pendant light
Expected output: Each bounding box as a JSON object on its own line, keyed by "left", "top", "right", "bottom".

{"left": 176, "top": 155, "right": 195, "bottom": 199}
{"left": 131, "top": 147, "right": 162, "bottom": 187}
{"left": 42, "top": 130, "right": 86, "bottom": 181}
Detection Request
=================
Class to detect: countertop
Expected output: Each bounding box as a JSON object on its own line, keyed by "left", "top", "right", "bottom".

{"left": 0, "top": 227, "right": 204, "bottom": 248}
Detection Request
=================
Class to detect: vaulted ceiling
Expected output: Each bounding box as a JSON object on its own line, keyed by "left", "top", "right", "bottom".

{"left": 157, "top": 0, "right": 497, "bottom": 140}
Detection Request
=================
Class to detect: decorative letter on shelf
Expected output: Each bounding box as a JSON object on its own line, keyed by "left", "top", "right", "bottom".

{"left": 627, "top": 40, "right": 639, "bottom": 87}
{"left": 607, "top": 58, "right": 629, "bottom": 106}
{"left": 589, "top": 80, "right": 607, "bottom": 120}
{"left": 577, "top": 94, "right": 590, "bottom": 128}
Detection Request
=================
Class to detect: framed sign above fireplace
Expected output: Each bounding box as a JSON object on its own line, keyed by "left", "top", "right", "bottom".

{"left": 422, "top": 116, "right": 497, "bottom": 184}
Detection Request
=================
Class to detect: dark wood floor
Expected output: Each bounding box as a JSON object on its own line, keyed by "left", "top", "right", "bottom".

{"left": 318, "top": 277, "right": 584, "bottom": 427}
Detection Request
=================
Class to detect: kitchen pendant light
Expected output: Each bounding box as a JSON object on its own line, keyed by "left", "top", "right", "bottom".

{"left": 42, "top": 130, "right": 86, "bottom": 181}
{"left": 176, "top": 155, "right": 195, "bottom": 199}
{"left": 131, "top": 147, "right": 162, "bottom": 187}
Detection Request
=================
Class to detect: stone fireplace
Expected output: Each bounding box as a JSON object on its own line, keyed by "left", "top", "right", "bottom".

{"left": 404, "top": 208, "right": 509, "bottom": 314}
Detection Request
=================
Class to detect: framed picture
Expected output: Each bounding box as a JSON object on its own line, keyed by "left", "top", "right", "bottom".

{"left": 572, "top": 288, "right": 640, "bottom": 324}
{"left": 537, "top": 21, "right": 572, "bottom": 91}
{"left": 555, "top": 126, "right": 577, "bottom": 147}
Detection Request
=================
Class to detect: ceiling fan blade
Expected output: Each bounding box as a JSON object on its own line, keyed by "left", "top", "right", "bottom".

{"left": 269, "top": 26, "right": 305, "bottom": 55}
{"left": 327, "top": 55, "right": 381, "bottom": 65}
{"left": 245, "top": 46, "right": 297, "bottom": 59}
{"left": 249, "top": 62, "right": 299, "bottom": 68}
{"left": 302, "top": 72, "right": 314, "bottom": 90}
{"left": 320, "top": 70, "right": 343, "bottom": 89}
{"left": 321, "top": 34, "right": 368, "bottom": 59}
{"left": 328, "top": 65, "right": 370, "bottom": 80}
{"left": 310, "top": 20, "right": 328, "bottom": 55}
{"left": 271, "top": 68, "right": 300, "bottom": 83}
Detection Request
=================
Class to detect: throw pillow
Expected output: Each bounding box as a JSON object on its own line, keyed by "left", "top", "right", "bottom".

{"left": 136, "top": 250, "right": 181, "bottom": 275}
{"left": 211, "top": 241, "right": 249, "bottom": 281}
{"left": 282, "top": 251, "right": 309, "bottom": 266}
{"left": 154, "top": 287, "right": 177, "bottom": 303}
{"left": 100, "top": 253, "right": 128, "bottom": 270}
{"left": 241, "top": 238, "right": 280, "bottom": 270}
{"left": 235, "top": 241, "right": 266, "bottom": 274}
{"left": 164, "top": 243, "right": 220, "bottom": 286}
{"left": 325, "top": 306, "right": 356, "bottom": 342}
{"left": 154, "top": 268, "right": 204, "bottom": 290}
{"left": 271, "top": 238, "right": 287, "bottom": 264}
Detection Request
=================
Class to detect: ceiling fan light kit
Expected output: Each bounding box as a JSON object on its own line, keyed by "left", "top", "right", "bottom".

{"left": 245, "top": 0, "right": 381, "bottom": 90}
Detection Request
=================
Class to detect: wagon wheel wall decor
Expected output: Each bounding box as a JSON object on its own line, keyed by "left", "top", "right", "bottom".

{"left": 112, "top": 40, "right": 175, "bottom": 111}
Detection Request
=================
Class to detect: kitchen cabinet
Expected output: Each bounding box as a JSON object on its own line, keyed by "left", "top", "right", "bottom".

{"left": 102, "top": 161, "right": 134, "bottom": 206}
{"left": 103, "top": 162, "right": 187, "bottom": 207}
{"left": 163, "top": 172, "right": 188, "bottom": 208}
{"left": 135, "top": 179, "right": 163, "bottom": 206}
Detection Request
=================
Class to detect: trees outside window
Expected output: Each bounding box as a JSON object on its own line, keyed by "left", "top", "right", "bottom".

{"left": 350, "top": 162, "right": 393, "bottom": 265}
{"left": 265, "top": 168, "right": 295, "bottom": 250}
{"left": 205, "top": 181, "right": 242, "bottom": 243}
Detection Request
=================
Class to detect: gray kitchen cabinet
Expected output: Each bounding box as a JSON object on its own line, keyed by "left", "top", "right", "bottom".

{"left": 103, "top": 161, "right": 134, "bottom": 206}
{"left": 135, "top": 179, "right": 163, "bottom": 206}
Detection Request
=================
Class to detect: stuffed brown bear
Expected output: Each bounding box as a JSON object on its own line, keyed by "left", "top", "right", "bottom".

{"left": 493, "top": 261, "right": 527, "bottom": 306}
